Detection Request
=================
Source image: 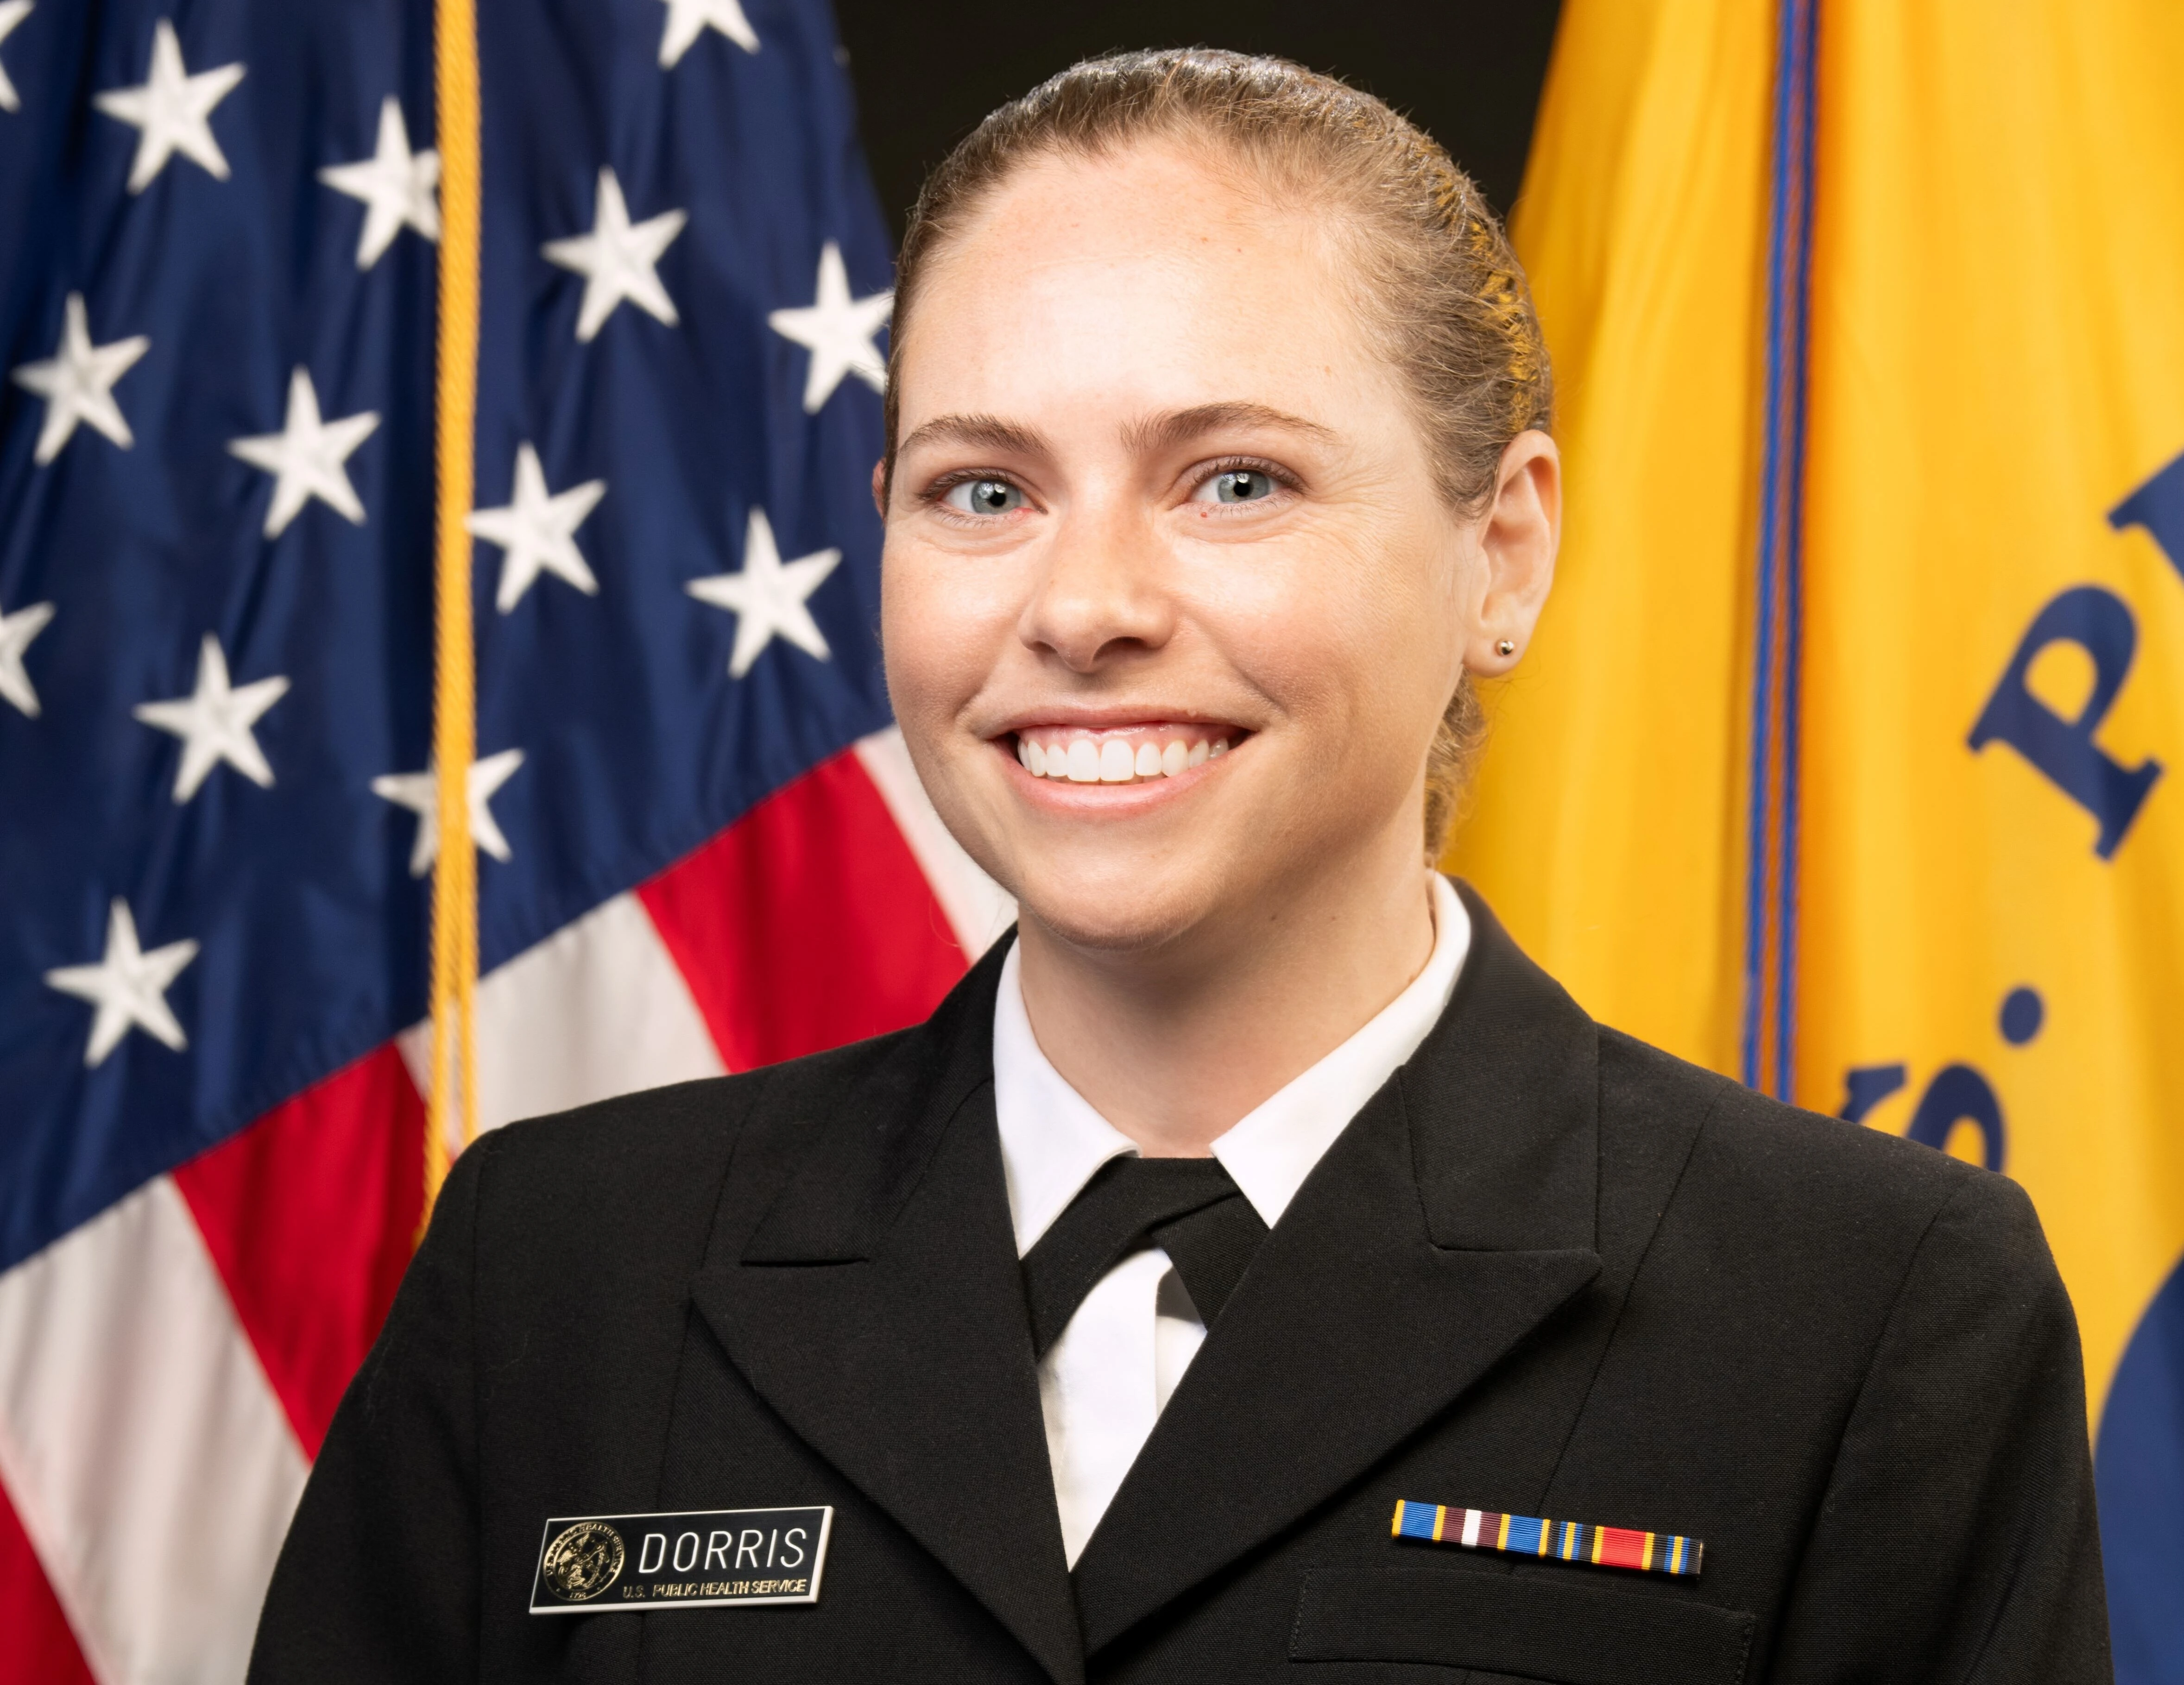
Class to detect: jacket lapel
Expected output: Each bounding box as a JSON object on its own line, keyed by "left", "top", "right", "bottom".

{"left": 1069, "top": 886, "right": 1606, "bottom": 1655}
{"left": 687, "top": 944, "right": 1085, "bottom": 1685}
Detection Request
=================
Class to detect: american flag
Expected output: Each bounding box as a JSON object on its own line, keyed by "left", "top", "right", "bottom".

{"left": 0, "top": 2, "right": 1008, "bottom": 1677}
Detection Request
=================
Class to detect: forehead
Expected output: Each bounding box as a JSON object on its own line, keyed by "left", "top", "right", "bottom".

{"left": 896, "top": 142, "right": 1400, "bottom": 432}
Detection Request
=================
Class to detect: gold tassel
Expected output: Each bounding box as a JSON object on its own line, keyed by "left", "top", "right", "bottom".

{"left": 422, "top": 0, "right": 483, "bottom": 1229}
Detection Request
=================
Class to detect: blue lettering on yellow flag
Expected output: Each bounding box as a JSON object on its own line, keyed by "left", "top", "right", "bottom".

{"left": 1968, "top": 587, "right": 2160, "bottom": 859}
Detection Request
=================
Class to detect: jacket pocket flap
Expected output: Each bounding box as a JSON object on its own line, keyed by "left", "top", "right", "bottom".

{"left": 1291, "top": 1564, "right": 1755, "bottom": 1685}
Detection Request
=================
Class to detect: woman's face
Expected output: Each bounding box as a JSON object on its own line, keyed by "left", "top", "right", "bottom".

{"left": 882, "top": 141, "right": 1513, "bottom": 956}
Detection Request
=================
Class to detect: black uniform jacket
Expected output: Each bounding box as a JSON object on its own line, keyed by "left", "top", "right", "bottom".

{"left": 250, "top": 886, "right": 2110, "bottom": 1685}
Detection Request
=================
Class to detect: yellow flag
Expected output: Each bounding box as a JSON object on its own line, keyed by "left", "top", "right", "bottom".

{"left": 1458, "top": 2, "right": 2184, "bottom": 1670}
{"left": 1453, "top": 0, "right": 1774, "bottom": 1077}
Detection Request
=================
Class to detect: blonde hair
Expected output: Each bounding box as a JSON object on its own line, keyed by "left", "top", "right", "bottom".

{"left": 884, "top": 49, "right": 1552, "bottom": 855}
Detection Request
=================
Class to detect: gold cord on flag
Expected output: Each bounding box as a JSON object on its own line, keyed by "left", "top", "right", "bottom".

{"left": 424, "top": 0, "right": 483, "bottom": 1217}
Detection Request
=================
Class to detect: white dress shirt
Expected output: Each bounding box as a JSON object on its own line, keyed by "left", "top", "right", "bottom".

{"left": 991, "top": 875, "right": 1471, "bottom": 1564}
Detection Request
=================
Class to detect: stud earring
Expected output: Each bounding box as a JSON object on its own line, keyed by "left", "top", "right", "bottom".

{"left": 1496, "top": 638, "right": 1517, "bottom": 657}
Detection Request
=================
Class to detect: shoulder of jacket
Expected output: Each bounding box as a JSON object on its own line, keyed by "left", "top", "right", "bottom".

{"left": 1587, "top": 1029, "right": 2061, "bottom": 1343}
{"left": 1594, "top": 1024, "right": 1991, "bottom": 1231}
{"left": 457, "top": 1027, "right": 924, "bottom": 1228}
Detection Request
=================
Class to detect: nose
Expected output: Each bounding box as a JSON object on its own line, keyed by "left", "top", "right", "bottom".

{"left": 1018, "top": 495, "right": 1176, "bottom": 673}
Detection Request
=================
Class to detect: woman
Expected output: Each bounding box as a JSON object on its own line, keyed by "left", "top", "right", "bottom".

{"left": 253, "top": 50, "right": 2108, "bottom": 1684}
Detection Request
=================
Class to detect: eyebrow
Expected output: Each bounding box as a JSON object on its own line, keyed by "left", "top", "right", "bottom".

{"left": 894, "top": 413, "right": 1053, "bottom": 460}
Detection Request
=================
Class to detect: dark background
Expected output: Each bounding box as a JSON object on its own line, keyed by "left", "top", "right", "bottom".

{"left": 831, "top": 0, "right": 1565, "bottom": 240}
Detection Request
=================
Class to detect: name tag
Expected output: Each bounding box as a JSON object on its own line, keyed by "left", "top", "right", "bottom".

{"left": 530, "top": 1506, "right": 833, "bottom": 1613}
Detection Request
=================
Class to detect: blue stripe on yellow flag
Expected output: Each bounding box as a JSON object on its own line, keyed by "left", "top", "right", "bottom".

{"left": 1454, "top": 2, "right": 2184, "bottom": 1676}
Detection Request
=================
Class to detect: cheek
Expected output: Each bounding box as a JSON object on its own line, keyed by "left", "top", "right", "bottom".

{"left": 1204, "top": 528, "right": 1458, "bottom": 752}
{"left": 880, "top": 542, "right": 1015, "bottom": 728}
{"left": 878, "top": 549, "right": 949, "bottom": 722}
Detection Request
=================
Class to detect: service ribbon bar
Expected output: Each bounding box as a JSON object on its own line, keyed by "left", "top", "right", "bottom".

{"left": 1392, "top": 1500, "right": 1703, "bottom": 1578}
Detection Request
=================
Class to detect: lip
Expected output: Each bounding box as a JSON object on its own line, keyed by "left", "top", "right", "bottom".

{"left": 988, "top": 704, "right": 1250, "bottom": 736}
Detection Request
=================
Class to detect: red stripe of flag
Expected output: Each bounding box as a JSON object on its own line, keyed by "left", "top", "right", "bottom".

{"left": 0, "top": 1477, "right": 95, "bottom": 1685}
{"left": 639, "top": 749, "right": 972, "bottom": 1070}
{"left": 172, "top": 1043, "right": 426, "bottom": 1455}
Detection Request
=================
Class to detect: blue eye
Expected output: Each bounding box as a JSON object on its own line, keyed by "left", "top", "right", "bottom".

{"left": 1200, "top": 469, "right": 1276, "bottom": 504}
{"left": 943, "top": 478, "right": 1024, "bottom": 515}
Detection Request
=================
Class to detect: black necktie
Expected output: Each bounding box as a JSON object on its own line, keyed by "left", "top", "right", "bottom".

{"left": 1020, "top": 1157, "right": 1270, "bottom": 1359}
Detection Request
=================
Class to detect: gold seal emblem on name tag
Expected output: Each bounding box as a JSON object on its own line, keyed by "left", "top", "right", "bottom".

{"left": 542, "top": 1521, "right": 625, "bottom": 1601}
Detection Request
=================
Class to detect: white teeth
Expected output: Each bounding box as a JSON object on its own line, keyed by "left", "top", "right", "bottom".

{"left": 1018, "top": 729, "right": 1238, "bottom": 783}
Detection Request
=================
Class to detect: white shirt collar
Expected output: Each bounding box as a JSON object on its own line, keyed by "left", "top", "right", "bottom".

{"left": 991, "top": 940, "right": 1139, "bottom": 1256}
{"left": 991, "top": 874, "right": 1471, "bottom": 1256}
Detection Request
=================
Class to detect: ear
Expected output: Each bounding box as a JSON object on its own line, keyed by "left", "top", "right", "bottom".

{"left": 871, "top": 457, "right": 889, "bottom": 516}
{"left": 1464, "top": 430, "right": 1561, "bottom": 674}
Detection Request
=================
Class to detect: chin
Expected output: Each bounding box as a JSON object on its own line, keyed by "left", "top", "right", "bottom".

{"left": 1023, "top": 902, "right": 1192, "bottom": 955}
{"left": 1008, "top": 853, "right": 1234, "bottom": 956}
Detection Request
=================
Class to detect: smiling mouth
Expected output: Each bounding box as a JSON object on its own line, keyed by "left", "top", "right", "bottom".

{"left": 1012, "top": 724, "right": 1240, "bottom": 785}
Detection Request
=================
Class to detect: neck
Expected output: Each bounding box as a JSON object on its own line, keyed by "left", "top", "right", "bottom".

{"left": 1012, "top": 833, "right": 1440, "bottom": 1159}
